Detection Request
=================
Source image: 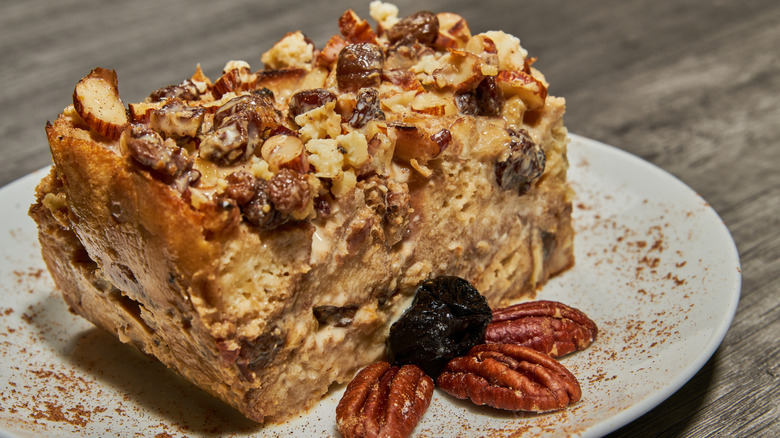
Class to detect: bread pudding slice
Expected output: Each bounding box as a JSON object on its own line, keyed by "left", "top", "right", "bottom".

{"left": 29, "top": 2, "right": 573, "bottom": 422}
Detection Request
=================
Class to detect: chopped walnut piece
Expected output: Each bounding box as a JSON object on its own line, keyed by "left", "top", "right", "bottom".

{"left": 432, "top": 50, "right": 484, "bottom": 91}
{"left": 261, "top": 31, "right": 315, "bottom": 70}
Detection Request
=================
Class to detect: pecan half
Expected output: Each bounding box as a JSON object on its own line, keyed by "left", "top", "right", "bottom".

{"left": 436, "top": 343, "right": 581, "bottom": 412}
{"left": 485, "top": 300, "right": 598, "bottom": 357}
{"left": 337, "top": 362, "right": 433, "bottom": 438}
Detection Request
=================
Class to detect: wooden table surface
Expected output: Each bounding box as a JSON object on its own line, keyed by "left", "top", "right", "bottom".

{"left": 2, "top": 0, "right": 778, "bottom": 436}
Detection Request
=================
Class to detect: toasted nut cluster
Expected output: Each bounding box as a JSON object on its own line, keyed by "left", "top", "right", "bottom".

{"left": 436, "top": 343, "right": 581, "bottom": 412}
{"left": 485, "top": 300, "right": 598, "bottom": 357}
{"left": 336, "top": 362, "right": 433, "bottom": 438}
{"left": 71, "top": 2, "right": 554, "bottom": 234}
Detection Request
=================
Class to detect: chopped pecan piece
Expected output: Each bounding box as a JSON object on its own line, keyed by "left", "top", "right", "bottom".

{"left": 485, "top": 300, "right": 598, "bottom": 357}
{"left": 336, "top": 362, "right": 433, "bottom": 438}
{"left": 437, "top": 343, "right": 581, "bottom": 412}
{"left": 338, "top": 9, "right": 379, "bottom": 44}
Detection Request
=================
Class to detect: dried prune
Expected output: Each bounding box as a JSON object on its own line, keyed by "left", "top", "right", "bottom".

{"left": 495, "top": 128, "right": 546, "bottom": 195}
{"left": 347, "top": 88, "right": 385, "bottom": 128}
{"left": 336, "top": 43, "right": 385, "bottom": 92}
{"left": 288, "top": 88, "right": 337, "bottom": 119}
{"left": 387, "top": 11, "right": 439, "bottom": 46}
{"left": 387, "top": 276, "right": 492, "bottom": 377}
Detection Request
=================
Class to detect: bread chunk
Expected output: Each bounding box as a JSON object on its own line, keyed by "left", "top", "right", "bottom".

{"left": 30, "top": 3, "right": 573, "bottom": 422}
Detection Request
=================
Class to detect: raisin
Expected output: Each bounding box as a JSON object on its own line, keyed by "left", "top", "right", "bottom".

{"left": 387, "top": 276, "right": 492, "bottom": 377}
{"left": 201, "top": 94, "right": 282, "bottom": 166}
{"left": 213, "top": 94, "right": 280, "bottom": 131}
{"left": 223, "top": 171, "right": 259, "bottom": 205}
{"left": 336, "top": 43, "right": 385, "bottom": 92}
{"left": 474, "top": 76, "right": 504, "bottom": 117}
{"left": 456, "top": 77, "right": 504, "bottom": 117}
{"left": 149, "top": 79, "right": 201, "bottom": 102}
{"left": 236, "top": 328, "right": 285, "bottom": 381}
{"left": 347, "top": 88, "right": 385, "bottom": 128}
{"left": 288, "top": 88, "right": 337, "bottom": 119}
{"left": 124, "top": 123, "right": 192, "bottom": 179}
{"left": 267, "top": 168, "right": 311, "bottom": 215}
{"left": 455, "top": 92, "right": 478, "bottom": 115}
{"left": 242, "top": 179, "right": 287, "bottom": 230}
{"left": 387, "top": 11, "right": 439, "bottom": 46}
{"left": 495, "top": 128, "right": 546, "bottom": 195}
{"left": 199, "top": 114, "right": 252, "bottom": 165}
{"left": 252, "top": 87, "right": 275, "bottom": 102}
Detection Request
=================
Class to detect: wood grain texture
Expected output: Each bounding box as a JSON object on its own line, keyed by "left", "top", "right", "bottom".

{"left": 1, "top": 0, "right": 777, "bottom": 436}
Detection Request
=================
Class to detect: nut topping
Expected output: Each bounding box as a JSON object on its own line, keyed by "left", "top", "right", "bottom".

{"left": 336, "top": 362, "right": 433, "bottom": 438}
{"left": 338, "top": 9, "right": 379, "bottom": 44}
{"left": 485, "top": 300, "right": 598, "bottom": 357}
{"left": 72, "top": 67, "right": 128, "bottom": 141}
{"left": 436, "top": 343, "right": 581, "bottom": 412}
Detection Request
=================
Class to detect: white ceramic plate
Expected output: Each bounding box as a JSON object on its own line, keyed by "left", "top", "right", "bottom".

{"left": 0, "top": 135, "right": 740, "bottom": 438}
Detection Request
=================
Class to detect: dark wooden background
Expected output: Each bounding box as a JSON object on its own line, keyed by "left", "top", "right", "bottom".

{"left": 2, "top": 0, "right": 778, "bottom": 436}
